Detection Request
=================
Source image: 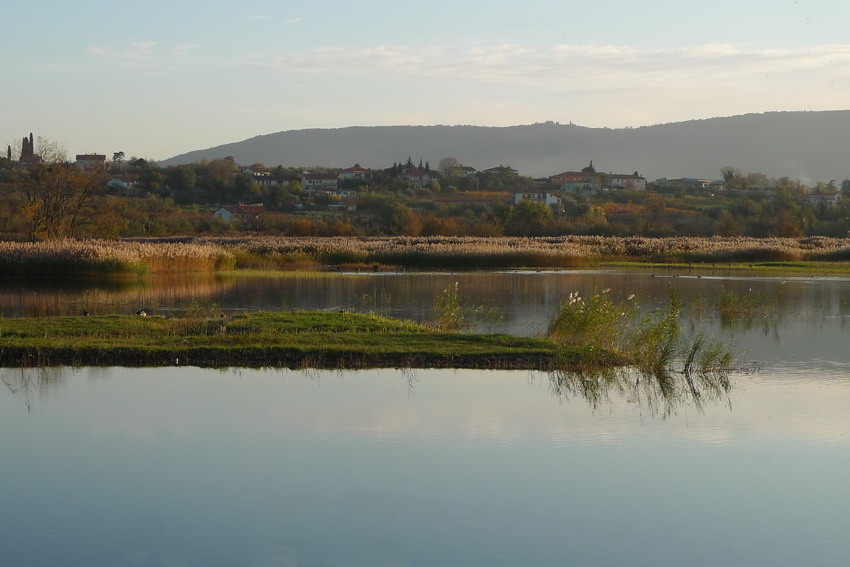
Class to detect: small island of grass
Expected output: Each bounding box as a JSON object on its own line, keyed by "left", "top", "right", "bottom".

{"left": 0, "top": 311, "right": 570, "bottom": 370}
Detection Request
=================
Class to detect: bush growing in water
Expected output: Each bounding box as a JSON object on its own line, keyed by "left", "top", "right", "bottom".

{"left": 430, "top": 282, "right": 503, "bottom": 331}
{"left": 548, "top": 289, "right": 732, "bottom": 376}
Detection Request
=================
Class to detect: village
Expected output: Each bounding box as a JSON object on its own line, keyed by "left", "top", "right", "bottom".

{"left": 2, "top": 135, "right": 848, "bottom": 239}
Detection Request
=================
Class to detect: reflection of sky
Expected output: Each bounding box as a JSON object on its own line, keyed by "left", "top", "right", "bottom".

{"left": 1, "top": 367, "right": 848, "bottom": 566}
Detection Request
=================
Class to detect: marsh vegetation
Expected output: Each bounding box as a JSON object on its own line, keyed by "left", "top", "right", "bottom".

{"left": 2, "top": 235, "right": 850, "bottom": 276}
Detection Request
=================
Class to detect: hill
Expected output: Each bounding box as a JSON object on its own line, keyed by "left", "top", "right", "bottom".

{"left": 161, "top": 111, "right": 850, "bottom": 182}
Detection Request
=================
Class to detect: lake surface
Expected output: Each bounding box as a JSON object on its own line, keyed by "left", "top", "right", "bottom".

{"left": 1, "top": 269, "right": 849, "bottom": 565}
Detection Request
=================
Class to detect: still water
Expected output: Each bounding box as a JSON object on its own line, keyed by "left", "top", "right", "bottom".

{"left": 1, "top": 270, "right": 849, "bottom": 565}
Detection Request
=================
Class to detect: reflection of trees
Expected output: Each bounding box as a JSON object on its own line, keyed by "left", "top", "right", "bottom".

{"left": 1, "top": 368, "right": 69, "bottom": 412}
{"left": 549, "top": 366, "right": 732, "bottom": 417}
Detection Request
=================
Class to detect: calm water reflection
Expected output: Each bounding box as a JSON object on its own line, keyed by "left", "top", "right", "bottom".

{"left": 1, "top": 366, "right": 848, "bottom": 566}
{"left": 3, "top": 269, "right": 850, "bottom": 364}
{"left": 2, "top": 270, "right": 849, "bottom": 565}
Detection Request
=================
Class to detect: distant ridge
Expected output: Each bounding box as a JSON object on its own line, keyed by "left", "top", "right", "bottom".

{"left": 161, "top": 111, "right": 850, "bottom": 182}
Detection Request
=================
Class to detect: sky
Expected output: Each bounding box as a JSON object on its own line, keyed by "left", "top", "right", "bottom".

{"left": 3, "top": 0, "right": 850, "bottom": 162}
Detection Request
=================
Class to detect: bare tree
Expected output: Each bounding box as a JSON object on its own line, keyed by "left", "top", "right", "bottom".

{"left": 9, "top": 139, "right": 107, "bottom": 240}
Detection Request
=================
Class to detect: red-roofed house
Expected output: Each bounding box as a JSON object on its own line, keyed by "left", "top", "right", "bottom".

{"left": 338, "top": 164, "right": 376, "bottom": 181}
{"left": 213, "top": 203, "right": 265, "bottom": 223}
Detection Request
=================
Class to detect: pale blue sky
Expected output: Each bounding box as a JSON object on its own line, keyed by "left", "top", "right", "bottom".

{"left": 3, "top": 0, "right": 849, "bottom": 161}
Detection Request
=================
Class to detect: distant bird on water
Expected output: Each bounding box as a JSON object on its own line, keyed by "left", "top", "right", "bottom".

{"left": 136, "top": 309, "right": 147, "bottom": 317}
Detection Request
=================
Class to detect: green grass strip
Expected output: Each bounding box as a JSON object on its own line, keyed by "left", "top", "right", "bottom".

{"left": 0, "top": 311, "right": 569, "bottom": 370}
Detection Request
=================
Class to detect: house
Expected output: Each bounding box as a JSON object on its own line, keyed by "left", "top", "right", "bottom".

{"left": 556, "top": 162, "right": 646, "bottom": 192}
{"left": 482, "top": 165, "right": 519, "bottom": 176}
{"left": 213, "top": 203, "right": 265, "bottom": 223}
{"left": 301, "top": 173, "right": 338, "bottom": 192}
{"left": 242, "top": 167, "right": 278, "bottom": 187}
{"left": 444, "top": 164, "right": 477, "bottom": 178}
{"left": 512, "top": 190, "right": 560, "bottom": 207}
{"left": 338, "top": 164, "right": 376, "bottom": 182}
{"left": 326, "top": 189, "right": 358, "bottom": 198}
{"left": 608, "top": 172, "right": 647, "bottom": 191}
{"left": 76, "top": 154, "right": 107, "bottom": 170}
{"left": 655, "top": 177, "right": 721, "bottom": 190}
{"left": 106, "top": 174, "right": 140, "bottom": 190}
{"left": 401, "top": 168, "right": 434, "bottom": 188}
{"left": 805, "top": 193, "right": 842, "bottom": 208}
{"left": 554, "top": 161, "right": 605, "bottom": 193}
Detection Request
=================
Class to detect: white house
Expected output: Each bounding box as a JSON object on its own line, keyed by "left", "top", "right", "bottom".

{"left": 512, "top": 191, "right": 559, "bottom": 206}
{"left": 106, "top": 175, "right": 139, "bottom": 190}
{"left": 326, "top": 189, "right": 358, "bottom": 198}
{"left": 401, "top": 168, "right": 434, "bottom": 188}
{"left": 805, "top": 193, "right": 842, "bottom": 208}
{"left": 301, "top": 173, "right": 338, "bottom": 192}
{"left": 608, "top": 173, "right": 647, "bottom": 191}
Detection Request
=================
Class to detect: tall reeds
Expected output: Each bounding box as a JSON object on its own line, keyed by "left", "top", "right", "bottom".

{"left": 0, "top": 240, "right": 235, "bottom": 276}
{"left": 2, "top": 235, "right": 849, "bottom": 275}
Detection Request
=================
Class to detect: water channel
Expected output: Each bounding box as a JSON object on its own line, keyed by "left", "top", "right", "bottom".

{"left": 1, "top": 270, "right": 849, "bottom": 565}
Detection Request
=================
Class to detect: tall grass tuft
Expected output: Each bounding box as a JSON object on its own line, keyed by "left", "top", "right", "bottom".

{"left": 430, "top": 282, "right": 503, "bottom": 331}
{"left": 548, "top": 289, "right": 733, "bottom": 377}
{"left": 547, "top": 290, "right": 637, "bottom": 356}
{"left": 718, "top": 290, "right": 778, "bottom": 319}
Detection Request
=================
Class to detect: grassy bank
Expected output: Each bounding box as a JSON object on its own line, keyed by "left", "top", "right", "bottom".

{"left": 0, "top": 311, "right": 566, "bottom": 369}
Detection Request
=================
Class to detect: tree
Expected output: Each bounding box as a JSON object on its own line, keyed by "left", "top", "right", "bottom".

{"left": 438, "top": 157, "right": 460, "bottom": 179}
{"left": 720, "top": 166, "right": 740, "bottom": 183}
{"left": 10, "top": 140, "right": 108, "bottom": 240}
{"left": 504, "top": 200, "right": 554, "bottom": 236}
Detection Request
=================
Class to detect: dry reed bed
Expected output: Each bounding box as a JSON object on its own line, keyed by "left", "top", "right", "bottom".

{"left": 2, "top": 236, "right": 850, "bottom": 274}
{"left": 198, "top": 235, "right": 850, "bottom": 266}
{"left": 0, "top": 240, "right": 236, "bottom": 275}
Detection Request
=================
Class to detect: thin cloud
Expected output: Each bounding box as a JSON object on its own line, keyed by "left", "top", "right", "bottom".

{"left": 238, "top": 42, "right": 850, "bottom": 87}
{"left": 85, "top": 40, "right": 199, "bottom": 72}
{"left": 87, "top": 41, "right": 157, "bottom": 59}
{"left": 285, "top": 17, "right": 303, "bottom": 24}
{"left": 173, "top": 43, "right": 204, "bottom": 56}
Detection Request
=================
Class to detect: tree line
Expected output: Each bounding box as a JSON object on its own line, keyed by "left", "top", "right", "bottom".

{"left": 2, "top": 139, "right": 850, "bottom": 240}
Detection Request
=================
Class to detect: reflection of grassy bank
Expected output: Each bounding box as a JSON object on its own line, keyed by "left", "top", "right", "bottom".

{"left": 0, "top": 274, "right": 237, "bottom": 317}
{"left": 0, "top": 312, "right": 562, "bottom": 369}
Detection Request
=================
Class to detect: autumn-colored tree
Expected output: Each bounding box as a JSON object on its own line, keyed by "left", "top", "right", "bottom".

{"left": 10, "top": 140, "right": 108, "bottom": 240}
